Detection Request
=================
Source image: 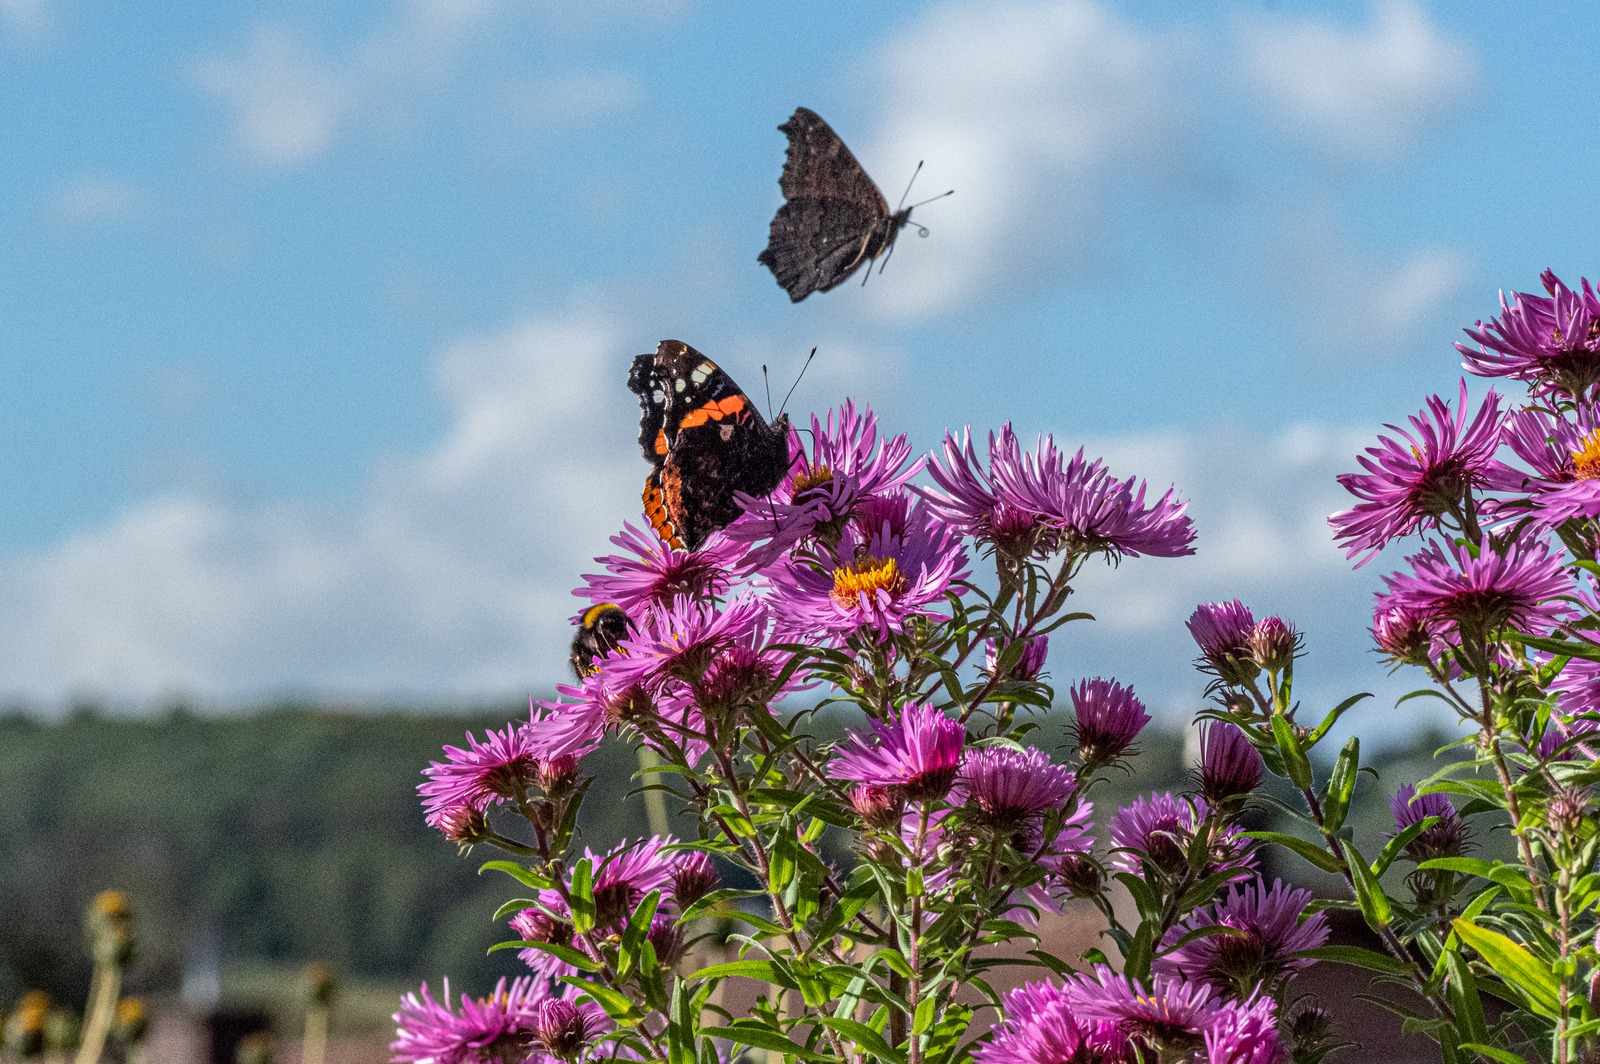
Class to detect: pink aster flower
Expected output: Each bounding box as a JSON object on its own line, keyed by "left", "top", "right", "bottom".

{"left": 1492, "top": 406, "right": 1600, "bottom": 527}
{"left": 529, "top": 998, "right": 608, "bottom": 1060}
{"left": 1187, "top": 601, "right": 1260, "bottom": 686}
{"left": 1067, "top": 966, "right": 1219, "bottom": 1052}
{"left": 973, "top": 980, "right": 1129, "bottom": 1064}
{"left": 1458, "top": 271, "right": 1600, "bottom": 399}
{"left": 517, "top": 837, "right": 677, "bottom": 969}
{"left": 603, "top": 593, "right": 769, "bottom": 694}
{"left": 573, "top": 522, "right": 745, "bottom": 615}
{"left": 1379, "top": 534, "right": 1572, "bottom": 640}
{"left": 725, "top": 401, "right": 922, "bottom": 568}
{"left": 1069, "top": 677, "right": 1151, "bottom": 766}
{"left": 1109, "top": 792, "right": 1254, "bottom": 880}
{"left": 831, "top": 702, "right": 966, "bottom": 802}
{"left": 419, "top": 720, "right": 543, "bottom": 833}
{"left": 1329, "top": 382, "right": 1504, "bottom": 567}
{"left": 510, "top": 905, "right": 578, "bottom": 980}
{"left": 1204, "top": 996, "right": 1285, "bottom": 1064}
{"left": 1370, "top": 602, "right": 1453, "bottom": 668}
{"left": 1155, "top": 878, "right": 1329, "bottom": 992}
{"left": 983, "top": 634, "right": 1051, "bottom": 682}
{"left": 991, "top": 437, "right": 1197, "bottom": 560}
{"left": 765, "top": 501, "right": 967, "bottom": 643}
{"left": 957, "top": 746, "right": 1076, "bottom": 832}
{"left": 391, "top": 976, "right": 549, "bottom": 1064}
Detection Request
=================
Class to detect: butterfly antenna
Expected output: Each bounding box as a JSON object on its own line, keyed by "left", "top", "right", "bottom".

{"left": 762, "top": 364, "right": 776, "bottom": 421}
{"left": 895, "top": 160, "right": 924, "bottom": 212}
{"left": 908, "top": 188, "right": 954, "bottom": 212}
{"left": 777, "top": 347, "right": 816, "bottom": 418}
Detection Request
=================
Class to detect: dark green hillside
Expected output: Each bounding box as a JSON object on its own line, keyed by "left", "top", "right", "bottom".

{"left": 0, "top": 705, "right": 656, "bottom": 1005}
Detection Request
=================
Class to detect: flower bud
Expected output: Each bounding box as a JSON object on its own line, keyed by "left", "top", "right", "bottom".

{"left": 432, "top": 804, "right": 492, "bottom": 847}
{"left": 1371, "top": 605, "right": 1438, "bottom": 666}
{"left": 1549, "top": 787, "right": 1590, "bottom": 837}
{"left": 535, "top": 755, "right": 581, "bottom": 796}
{"left": 646, "top": 914, "right": 684, "bottom": 965}
{"left": 1052, "top": 854, "right": 1104, "bottom": 898}
{"left": 532, "top": 998, "right": 600, "bottom": 1060}
{"left": 1070, "top": 678, "right": 1150, "bottom": 767}
{"left": 1249, "top": 616, "right": 1301, "bottom": 674}
{"left": 511, "top": 908, "right": 575, "bottom": 953}
{"left": 670, "top": 852, "right": 719, "bottom": 909}
{"left": 983, "top": 635, "right": 1050, "bottom": 682}
{"left": 849, "top": 785, "right": 903, "bottom": 830}
{"left": 1197, "top": 722, "right": 1264, "bottom": 803}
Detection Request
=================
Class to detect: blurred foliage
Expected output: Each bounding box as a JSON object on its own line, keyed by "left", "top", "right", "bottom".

{"left": 0, "top": 698, "right": 1478, "bottom": 1013}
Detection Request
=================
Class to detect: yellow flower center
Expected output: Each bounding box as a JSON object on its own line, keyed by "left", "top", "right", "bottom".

{"left": 831, "top": 555, "right": 904, "bottom": 606}
{"left": 1572, "top": 429, "right": 1600, "bottom": 480}
{"left": 791, "top": 465, "right": 835, "bottom": 500}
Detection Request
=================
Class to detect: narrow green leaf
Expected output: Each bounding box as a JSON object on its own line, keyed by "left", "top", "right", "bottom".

{"left": 1458, "top": 1045, "right": 1532, "bottom": 1064}
{"left": 562, "top": 978, "right": 646, "bottom": 1026}
{"left": 816, "top": 1017, "right": 906, "bottom": 1064}
{"left": 569, "top": 858, "right": 596, "bottom": 934}
{"left": 1345, "top": 841, "right": 1392, "bottom": 927}
{"left": 1241, "top": 831, "right": 1344, "bottom": 874}
{"left": 1321, "top": 737, "right": 1360, "bottom": 833}
{"left": 689, "top": 959, "right": 799, "bottom": 989}
{"left": 1294, "top": 945, "right": 1412, "bottom": 976}
{"left": 1305, "top": 693, "right": 1371, "bottom": 747}
{"left": 617, "top": 889, "right": 662, "bottom": 982}
{"left": 1271, "top": 713, "right": 1313, "bottom": 790}
{"left": 492, "top": 939, "right": 603, "bottom": 972}
{"left": 477, "top": 860, "right": 546, "bottom": 888}
{"left": 1452, "top": 918, "right": 1562, "bottom": 1018}
{"left": 702, "top": 1024, "right": 822, "bottom": 1060}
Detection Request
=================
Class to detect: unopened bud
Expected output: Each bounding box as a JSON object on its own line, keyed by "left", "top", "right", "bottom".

{"left": 670, "top": 852, "right": 719, "bottom": 909}
{"left": 536, "top": 756, "right": 581, "bottom": 796}
{"left": 1052, "top": 855, "right": 1104, "bottom": 898}
{"left": 532, "top": 999, "right": 600, "bottom": 1060}
{"left": 849, "top": 786, "right": 903, "bottom": 830}
{"left": 1250, "top": 616, "right": 1301, "bottom": 674}
{"left": 646, "top": 914, "right": 684, "bottom": 965}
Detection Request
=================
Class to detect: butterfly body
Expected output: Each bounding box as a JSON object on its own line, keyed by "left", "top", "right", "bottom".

{"left": 759, "top": 107, "right": 914, "bottom": 302}
{"left": 627, "top": 340, "right": 791, "bottom": 551}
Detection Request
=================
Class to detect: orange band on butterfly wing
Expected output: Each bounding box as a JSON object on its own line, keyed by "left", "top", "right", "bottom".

{"left": 641, "top": 480, "right": 684, "bottom": 549}
{"left": 675, "top": 395, "right": 748, "bottom": 431}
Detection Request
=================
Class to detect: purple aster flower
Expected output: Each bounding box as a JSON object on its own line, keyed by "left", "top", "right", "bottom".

{"left": 1536, "top": 714, "right": 1600, "bottom": 761}
{"left": 984, "top": 634, "right": 1051, "bottom": 682}
{"left": 1379, "top": 534, "right": 1571, "bottom": 640}
{"left": 1067, "top": 966, "right": 1218, "bottom": 1054}
{"left": 419, "top": 720, "right": 542, "bottom": 833}
{"left": 831, "top": 702, "right": 967, "bottom": 802}
{"left": 1204, "top": 996, "right": 1285, "bottom": 1064}
{"left": 530, "top": 672, "right": 653, "bottom": 761}
{"left": 604, "top": 594, "right": 768, "bottom": 693}
{"left": 973, "top": 980, "right": 1128, "bottom": 1064}
{"left": 1457, "top": 271, "right": 1600, "bottom": 399}
{"left": 765, "top": 501, "right": 967, "bottom": 643}
{"left": 957, "top": 745, "right": 1076, "bottom": 832}
{"left": 725, "top": 402, "right": 922, "bottom": 568}
{"left": 510, "top": 906, "right": 578, "bottom": 980}
{"left": 1155, "top": 878, "right": 1329, "bottom": 991}
{"left": 1188, "top": 601, "right": 1260, "bottom": 686}
{"left": 1390, "top": 785, "right": 1468, "bottom": 862}
{"left": 849, "top": 785, "right": 904, "bottom": 829}
{"left": 1109, "top": 792, "right": 1254, "bottom": 879}
{"left": 574, "top": 522, "right": 744, "bottom": 615}
{"left": 991, "top": 437, "right": 1197, "bottom": 560}
{"left": 1329, "top": 382, "right": 1504, "bottom": 567}
{"left": 1196, "top": 722, "right": 1264, "bottom": 804}
{"left": 587, "top": 836, "right": 676, "bottom": 927}
{"left": 921, "top": 424, "right": 1063, "bottom": 558}
{"left": 1070, "top": 677, "right": 1151, "bottom": 766}
{"left": 1492, "top": 406, "right": 1600, "bottom": 526}
{"left": 391, "top": 976, "right": 547, "bottom": 1064}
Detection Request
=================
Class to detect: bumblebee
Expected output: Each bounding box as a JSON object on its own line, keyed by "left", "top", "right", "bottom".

{"left": 569, "top": 603, "right": 630, "bottom": 678}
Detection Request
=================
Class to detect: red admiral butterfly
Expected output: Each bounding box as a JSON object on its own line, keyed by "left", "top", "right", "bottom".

{"left": 570, "top": 602, "right": 629, "bottom": 678}
{"left": 759, "top": 107, "right": 946, "bottom": 302}
{"left": 627, "top": 340, "right": 792, "bottom": 551}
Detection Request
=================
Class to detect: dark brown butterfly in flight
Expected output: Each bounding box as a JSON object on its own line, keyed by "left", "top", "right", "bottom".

{"left": 758, "top": 107, "right": 950, "bottom": 302}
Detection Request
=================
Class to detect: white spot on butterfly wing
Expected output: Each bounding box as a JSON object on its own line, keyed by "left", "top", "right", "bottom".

{"left": 674, "top": 379, "right": 686, "bottom": 393}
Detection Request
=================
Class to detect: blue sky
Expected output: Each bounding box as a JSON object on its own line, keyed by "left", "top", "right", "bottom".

{"left": 2, "top": 0, "right": 1597, "bottom": 738}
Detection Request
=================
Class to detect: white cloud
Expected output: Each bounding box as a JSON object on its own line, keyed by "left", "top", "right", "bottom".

{"left": 498, "top": 70, "right": 641, "bottom": 129}
{"left": 862, "top": 0, "right": 1190, "bottom": 319}
{"left": 0, "top": 0, "right": 48, "bottom": 41}
{"left": 1269, "top": 206, "right": 1472, "bottom": 345}
{"left": 44, "top": 174, "right": 147, "bottom": 227}
{"left": 191, "top": 0, "right": 678, "bottom": 167}
{"left": 0, "top": 309, "right": 644, "bottom": 704}
{"left": 1236, "top": 0, "right": 1476, "bottom": 162}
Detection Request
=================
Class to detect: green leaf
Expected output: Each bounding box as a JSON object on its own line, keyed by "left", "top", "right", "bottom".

{"left": 1444, "top": 947, "right": 1488, "bottom": 1046}
{"left": 1241, "top": 831, "right": 1344, "bottom": 874}
{"left": 688, "top": 959, "right": 798, "bottom": 989}
{"left": 477, "top": 860, "right": 546, "bottom": 888}
{"left": 492, "top": 939, "right": 603, "bottom": 972}
{"left": 617, "top": 889, "right": 662, "bottom": 981}
{"left": 1270, "top": 713, "right": 1313, "bottom": 790}
{"left": 912, "top": 995, "right": 937, "bottom": 1037}
{"left": 1452, "top": 918, "right": 1562, "bottom": 1018}
{"left": 1321, "top": 737, "right": 1360, "bottom": 833}
{"left": 1345, "top": 841, "right": 1392, "bottom": 927}
{"left": 1370, "top": 817, "right": 1437, "bottom": 878}
{"left": 702, "top": 1024, "right": 822, "bottom": 1060}
{"left": 569, "top": 858, "right": 597, "bottom": 934}
{"left": 816, "top": 1017, "right": 906, "bottom": 1064}
{"left": 562, "top": 978, "right": 647, "bottom": 1026}
{"left": 1458, "top": 1045, "right": 1533, "bottom": 1064}
{"left": 1305, "top": 693, "right": 1371, "bottom": 747}
{"left": 1294, "top": 945, "right": 1412, "bottom": 976}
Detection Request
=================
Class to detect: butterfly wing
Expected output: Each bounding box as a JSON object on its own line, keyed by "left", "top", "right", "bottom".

{"left": 760, "top": 108, "right": 893, "bottom": 302}
{"left": 630, "top": 340, "right": 792, "bottom": 550}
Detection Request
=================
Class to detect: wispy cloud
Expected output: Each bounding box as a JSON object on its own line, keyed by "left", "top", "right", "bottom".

{"left": 862, "top": 0, "right": 1192, "bottom": 319}
{"left": 1236, "top": 0, "right": 1476, "bottom": 163}
{"left": 0, "top": 0, "right": 49, "bottom": 42}
{"left": 44, "top": 174, "right": 147, "bottom": 228}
